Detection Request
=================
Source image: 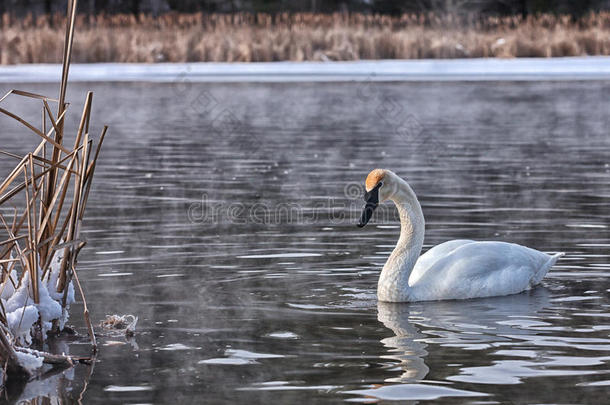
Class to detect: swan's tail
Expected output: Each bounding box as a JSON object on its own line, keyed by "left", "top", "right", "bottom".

{"left": 531, "top": 252, "right": 564, "bottom": 286}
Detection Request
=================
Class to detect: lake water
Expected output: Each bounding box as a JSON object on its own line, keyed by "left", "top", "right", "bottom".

{"left": 0, "top": 79, "right": 609, "bottom": 403}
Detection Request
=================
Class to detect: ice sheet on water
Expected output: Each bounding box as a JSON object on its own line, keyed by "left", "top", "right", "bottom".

{"left": 1, "top": 57, "right": 610, "bottom": 83}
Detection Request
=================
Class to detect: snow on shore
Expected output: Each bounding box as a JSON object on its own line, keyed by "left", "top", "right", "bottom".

{"left": 1, "top": 57, "right": 610, "bottom": 83}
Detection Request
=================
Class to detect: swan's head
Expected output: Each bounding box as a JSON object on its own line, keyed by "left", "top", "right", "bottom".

{"left": 358, "top": 168, "right": 397, "bottom": 227}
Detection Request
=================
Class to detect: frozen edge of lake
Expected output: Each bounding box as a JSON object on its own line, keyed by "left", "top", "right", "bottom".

{"left": 2, "top": 57, "right": 610, "bottom": 83}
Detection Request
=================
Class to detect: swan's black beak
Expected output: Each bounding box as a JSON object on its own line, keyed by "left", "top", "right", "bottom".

{"left": 358, "top": 183, "right": 381, "bottom": 227}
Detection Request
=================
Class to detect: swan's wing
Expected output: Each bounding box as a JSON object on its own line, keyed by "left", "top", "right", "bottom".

{"left": 414, "top": 241, "right": 552, "bottom": 300}
{"left": 409, "top": 239, "right": 474, "bottom": 285}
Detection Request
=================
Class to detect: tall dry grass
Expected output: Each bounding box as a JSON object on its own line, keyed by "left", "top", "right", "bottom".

{"left": 1, "top": 12, "right": 610, "bottom": 63}
{"left": 0, "top": 0, "right": 103, "bottom": 382}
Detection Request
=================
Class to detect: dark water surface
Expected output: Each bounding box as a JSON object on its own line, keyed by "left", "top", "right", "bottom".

{"left": 1, "top": 80, "right": 609, "bottom": 404}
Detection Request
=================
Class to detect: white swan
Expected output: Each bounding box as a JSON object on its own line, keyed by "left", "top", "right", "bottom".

{"left": 357, "top": 169, "right": 563, "bottom": 302}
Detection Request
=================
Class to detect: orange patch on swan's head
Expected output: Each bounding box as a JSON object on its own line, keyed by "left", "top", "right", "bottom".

{"left": 365, "top": 169, "right": 386, "bottom": 191}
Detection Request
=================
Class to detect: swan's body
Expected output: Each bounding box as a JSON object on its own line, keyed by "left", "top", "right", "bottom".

{"left": 358, "top": 169, "right": 563, "bottom": 302}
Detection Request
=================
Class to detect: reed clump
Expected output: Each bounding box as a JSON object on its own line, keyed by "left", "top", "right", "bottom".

{"left": 0, "top": 0, "right": 104, "bottom": 382}
{"left": 1, "top": 11, "right": 610, "bottom": 63}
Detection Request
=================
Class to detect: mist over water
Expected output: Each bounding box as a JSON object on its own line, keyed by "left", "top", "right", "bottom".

{"left": 1, "top": 80, "right": 609, "bottom": 403}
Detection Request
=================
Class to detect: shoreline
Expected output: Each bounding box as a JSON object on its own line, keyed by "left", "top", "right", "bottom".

{"left": 1, "top": 57, "right": 610, "bottom": 83}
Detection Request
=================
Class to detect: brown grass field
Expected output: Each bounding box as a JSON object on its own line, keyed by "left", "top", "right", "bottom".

{"left": 1, "top": 12, "right": 610, "bottom": 64}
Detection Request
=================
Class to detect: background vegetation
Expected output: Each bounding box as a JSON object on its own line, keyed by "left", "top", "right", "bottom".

{"left": 1, "top": 0, "right": 610, "bottom": 17}
{"left": 2, "top": 11, "right": 610, "bottom": 63}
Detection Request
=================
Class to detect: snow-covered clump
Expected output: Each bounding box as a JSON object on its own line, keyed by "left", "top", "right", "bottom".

{"left": 5, "top": 305, "right": 38, "bottom": 345}
{"left": 1, "top": 252, "right": 75, "bottom": 348}
{"left": 46, "top": 254, "right": 75, "bottom": 329}
{"left": 14, "top": 349, "right": 43, "bottom": 373}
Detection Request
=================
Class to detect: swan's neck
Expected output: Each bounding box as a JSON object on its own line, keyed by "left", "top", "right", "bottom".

{"left": 377, "top": 182, "right": 425, "bottom": 302}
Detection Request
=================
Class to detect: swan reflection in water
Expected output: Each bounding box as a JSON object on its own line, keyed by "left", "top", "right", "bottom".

{"left": 376, "top": 288, "right": 551, "bottom": 383}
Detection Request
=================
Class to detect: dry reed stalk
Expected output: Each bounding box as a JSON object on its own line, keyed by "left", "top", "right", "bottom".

{"left": 0, "top": 0, "right": 105, "bottom": 382}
